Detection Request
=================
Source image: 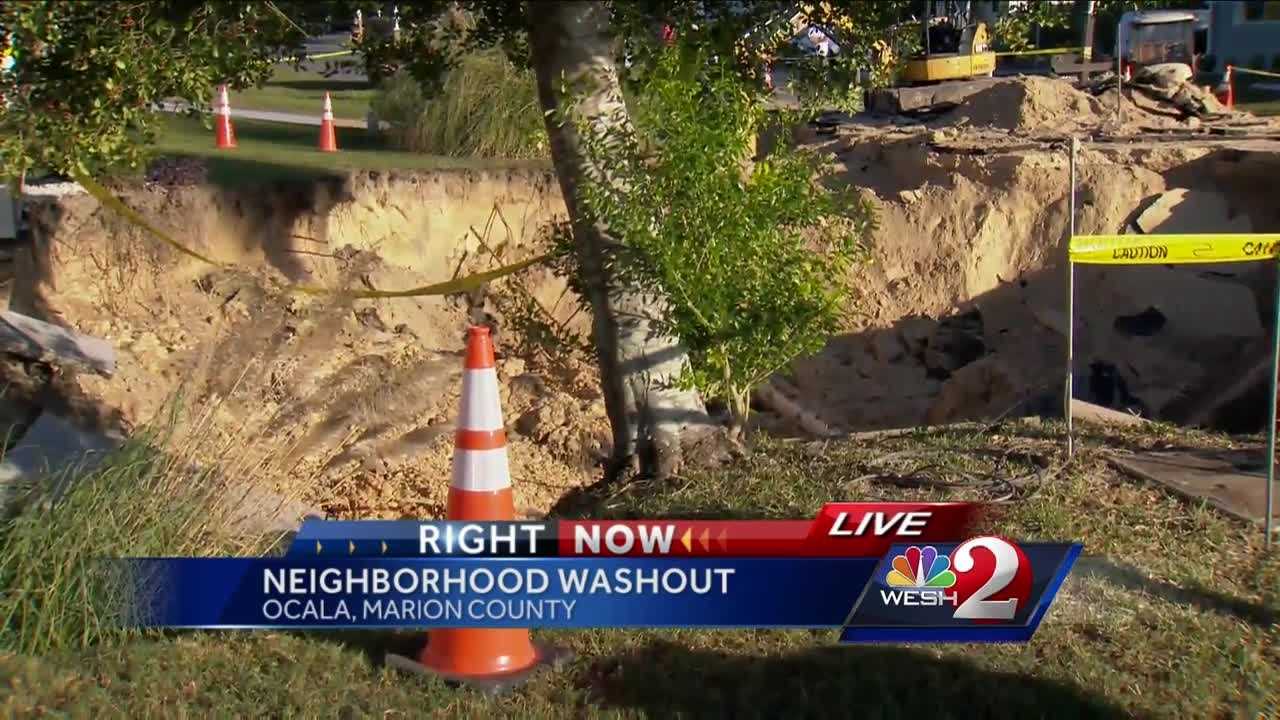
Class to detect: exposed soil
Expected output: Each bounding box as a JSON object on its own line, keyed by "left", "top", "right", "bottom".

{"left": 9, "top": 170, "right": 604, "bottom": 520}
{"left": 7, "top": 76, "right": 1280, "bottom": 520}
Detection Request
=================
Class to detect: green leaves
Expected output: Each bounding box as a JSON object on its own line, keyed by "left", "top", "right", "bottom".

{"left": 569, "top": 48, "right": 873, "bottom": 428}
{"left": 0, "top": 1, "right": 304, "bottom": 181}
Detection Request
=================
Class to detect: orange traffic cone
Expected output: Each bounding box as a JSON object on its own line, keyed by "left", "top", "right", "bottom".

{"left": 318, "top": 92, "right": 338, "bottom": 152}
{"left": 386, "top": 326, "right": 568, "bottom": 692}
{"left": 1215, "top": 65, "right": 1234, "bottom": 109}
{"left": 214, "top": 85, "right": 236, "bottom": 150}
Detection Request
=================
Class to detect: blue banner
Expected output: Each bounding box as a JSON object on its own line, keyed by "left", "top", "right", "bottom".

{"left": 123, "top": 538, "right": 1080, "bottom": 643}
{"left": 128, "top": 557, "right": 877, "bottom": 629}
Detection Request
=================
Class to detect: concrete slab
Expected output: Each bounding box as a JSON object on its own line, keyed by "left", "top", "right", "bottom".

{"left": 0, "top": 310, "right": 116, "bottom": 376}
{"left": 0, "top": 411, "right": 124, "bottom": 502}
{"left": 1106, "top": 448, "right": 1279, "bottom": 532}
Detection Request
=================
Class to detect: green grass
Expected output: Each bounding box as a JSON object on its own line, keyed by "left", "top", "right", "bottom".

{"left": 2, "top": 420, "right": 1277, "bottom": 717}
{"left": 152, "top": 114, "right": 549, "bottom": 187}
{"left": 0, "top": 403, "right": 273, "bottom": 658}
{"left": 234, "top": 66, "right": 376, "bottom": 121}
{"left": 1239, "top": 99, "right": 1280, "bottom": 117}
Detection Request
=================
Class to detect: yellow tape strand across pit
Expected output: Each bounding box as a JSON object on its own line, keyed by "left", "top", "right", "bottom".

{"left": 994, "top": 46, "right": 1087, "bottom": 58}
{"left": 1233, "top": 66, "right": 1280, "bottom": 80}
{"left": 1068, "top": 234, "right": 1280, "bottom": 265}
{"left": 72, "top": 171, "right": 550, "bottom": 299}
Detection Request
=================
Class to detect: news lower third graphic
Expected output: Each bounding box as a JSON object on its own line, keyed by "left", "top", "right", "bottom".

{"left": 122, "top": 503, "right": 1081, "bottom": 643}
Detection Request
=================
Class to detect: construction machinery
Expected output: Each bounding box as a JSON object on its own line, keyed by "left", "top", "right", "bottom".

{"left": 1116, "top": 10, "right": 1199, "bottom": 78}
{"left": 866, "top": 4, "right": 997, "bottom": 115}
{"left": 900, "top": 14, "right": 996, "bottom": 83}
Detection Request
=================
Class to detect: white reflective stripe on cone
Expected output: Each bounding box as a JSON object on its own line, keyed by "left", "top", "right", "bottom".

{"left": 458, "top": 369, "right": 503, "bottom": 431}
{"left": 452, "top": 447, "right": 512, "bottom": 491}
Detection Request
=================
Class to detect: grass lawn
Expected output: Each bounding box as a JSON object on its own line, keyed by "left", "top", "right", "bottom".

{"left": 152, "top": 114, "right": 549, "bottom": 187}
{"left": 234, "top": 66, "right": 376, "bottom": 121}
{"left": 1240, "top": 99, "right": 1280, "bottom": 117}
{"left": 1, "top": 419, "right": 1278, "bottom": 718}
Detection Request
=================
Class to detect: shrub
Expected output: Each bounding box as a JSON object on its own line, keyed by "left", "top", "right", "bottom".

{"left": 373, "top": 50, "right": 545, "bottom": 159}
{"left": 369, "top": 69, "right": 427, "bottom": 129}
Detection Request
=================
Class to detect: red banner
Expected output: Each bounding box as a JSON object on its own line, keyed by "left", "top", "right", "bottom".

{"left": 559, "top": 502, "right": 982, "bottom": 558}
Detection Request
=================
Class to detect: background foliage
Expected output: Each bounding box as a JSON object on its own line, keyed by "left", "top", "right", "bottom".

{"left": 0, "top": 1, "right": 302, "bottom": 180}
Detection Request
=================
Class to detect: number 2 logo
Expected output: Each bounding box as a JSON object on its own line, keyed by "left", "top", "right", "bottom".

{"left": 950, "top": 537, "right": 1033, "bottom": 622}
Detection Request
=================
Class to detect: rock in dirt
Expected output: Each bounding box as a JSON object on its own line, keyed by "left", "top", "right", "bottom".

{"left": 1135, "top": 63, "right": 1193, "bottom": 89}
{"left": 1135, "top": 188, "right": 1252, "bottom": 235}
{"left": 924, "top": 354, "right": 1024, "bottom": 426}
{"left": 515, "top": 398, "right": 570, "bottom": 439}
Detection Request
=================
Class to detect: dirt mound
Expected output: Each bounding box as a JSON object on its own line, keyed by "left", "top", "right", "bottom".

{"left": 938, "top": 76, "right": 1109, "bottom": 133}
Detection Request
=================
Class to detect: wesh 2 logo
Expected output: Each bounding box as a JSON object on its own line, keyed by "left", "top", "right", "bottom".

{"left": 880, "top": 537, "right": 1032, "bottom": 620}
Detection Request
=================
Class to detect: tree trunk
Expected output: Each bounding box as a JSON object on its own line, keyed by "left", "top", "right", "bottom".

{"left": 527, "top": 1, "right": 718, "bottom": 479}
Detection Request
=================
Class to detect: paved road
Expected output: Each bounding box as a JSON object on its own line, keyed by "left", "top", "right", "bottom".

{"left": 296, "top": 32, "right": 368, "bottom": 82}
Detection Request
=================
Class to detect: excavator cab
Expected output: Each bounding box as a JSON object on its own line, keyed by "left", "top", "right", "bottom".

{"left": 900, "top": 19, "right": 995, "bottom": 84}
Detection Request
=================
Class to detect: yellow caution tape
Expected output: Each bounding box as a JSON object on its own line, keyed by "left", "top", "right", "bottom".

{"left": 994, "top": 46, "right": 1088, "bottom": 58}
{"left": 72, "top": 170, "right": 550, "bottom": 298}
{"left": 1069, "top": 234, "right": 1280, "bottom": 265}
{"left": 305, "top": 50, "right": 354, "bottom": 61}
{"left": 1233, "top": 66, "right": 1280, "bottom": 80}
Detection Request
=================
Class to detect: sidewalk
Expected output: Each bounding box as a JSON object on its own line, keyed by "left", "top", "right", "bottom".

{"left": 157, "top": 100, "right": 386, "bottom": 130}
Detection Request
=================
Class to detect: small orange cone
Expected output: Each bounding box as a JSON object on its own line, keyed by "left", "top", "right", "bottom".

{"left": 214, "top": 85, "right": 236, "bottom": 150}
{"left": 1215, "top": 65, "right": 1234, "bottom": 109}
{"left": 386, "top": 326, "right": 568, "bottom": 692}
{"left": 318, "top": 92, "right": 338, "bottom": 152}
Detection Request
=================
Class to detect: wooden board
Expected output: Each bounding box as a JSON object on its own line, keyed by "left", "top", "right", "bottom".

{"left": 1106, "top": 449, "right": 1279, "bottom": 531}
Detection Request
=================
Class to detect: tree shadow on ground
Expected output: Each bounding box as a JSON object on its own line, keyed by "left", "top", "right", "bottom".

{"left": 1073, "top": 556, "right": 1278, "bottom": 629}
{"left": 585, "top": 639, "right": 1130, "bottom": 719}
{"left": 309, "top": 631, "right": 1130, "bottom": 718}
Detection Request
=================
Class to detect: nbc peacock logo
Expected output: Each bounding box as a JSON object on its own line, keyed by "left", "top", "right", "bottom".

{"left": 880, "top": 545, "right": 958, "bottom": 608}
{"left": 887, "top": 546, "right": 956, "bottom": 588}
{"left": 877, "top": 538, "right": 1036, "bottom": 621}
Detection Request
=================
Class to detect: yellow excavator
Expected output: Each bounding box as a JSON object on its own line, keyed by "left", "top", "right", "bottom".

{"left": 867, "top": 6, "right": 998, "bottom": 114}
{"left": 900, "top": 16, "right": 996, "bottom": 83}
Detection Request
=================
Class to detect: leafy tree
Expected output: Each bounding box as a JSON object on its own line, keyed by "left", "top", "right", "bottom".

{"left": 563, "top": 48, "right": 873, "bottom": 438}
{"left": 0, "top": 1, "right": 303, "bottom": 180}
